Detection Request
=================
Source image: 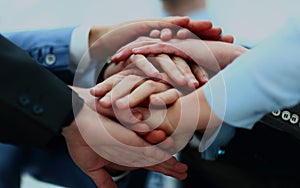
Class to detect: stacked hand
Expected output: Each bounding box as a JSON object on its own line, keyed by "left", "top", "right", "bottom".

{"left": 63, "top": 16, "right": 248, "bottom": 188}
{"left": 90, "top": 53, "right": 210, "bottom": 154}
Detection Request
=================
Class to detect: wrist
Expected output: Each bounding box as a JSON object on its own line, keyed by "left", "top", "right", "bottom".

{"left": 104, "top": 167, "right": 126, "bottom": 177}
{"left": 62, "top": 119, "right": 77, "bottom": 140}
{"left": 97, "top": 57, "right": 112, "bottom": 83}
{"left": 61, "top": 86, "right": 86, "bottom": 139}
{"left": 89, "top": 26, "right": 110, "bottom": 47}
{"left": 104, "top": 165, "right": 132, "bottom": 181}
{"left": 195, "top": 87, "right": 222, "bottom": 131}
{"left": 62, "top": 103, "right": 92, "bottom": 142}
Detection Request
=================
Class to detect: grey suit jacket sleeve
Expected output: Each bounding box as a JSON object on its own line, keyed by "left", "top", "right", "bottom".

{"left": 0, "top": 34, "right": 83, "bottom": 147}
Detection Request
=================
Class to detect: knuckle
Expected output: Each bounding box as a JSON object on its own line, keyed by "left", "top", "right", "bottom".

{"left": 180, "top": 65, "right": 191, "bottom": 73}
{"left": 145, "top": 80, "right": 156, "bottom": 87}
{"left": 114, "top": 74, "right": 124, "bottom": 81}
{"left": 155, "top": 54, "right": 169, "bottom": 61}
{"left": 126, "top": 75, "right": 140, "bottom": 82}
{"left": 137, "top": 36, "right": 148, "bottom": 41}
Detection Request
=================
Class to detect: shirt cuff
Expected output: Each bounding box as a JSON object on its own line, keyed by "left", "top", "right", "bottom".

{"left": 203, "top": 73, "right": 256, "bottom": 129}
{"left": 112, "top": 171, "right": 130, "bottom": 182}
{"left": 70, "top": 25, "right": 92, "bottom": 73}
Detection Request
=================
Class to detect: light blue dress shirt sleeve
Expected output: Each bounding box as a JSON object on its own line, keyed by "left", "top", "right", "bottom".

{"left": 2, "top": 27, "right": 74, "bottom": 72}
{"left": 204, "top": 18, "right": 300, "bottom": 129}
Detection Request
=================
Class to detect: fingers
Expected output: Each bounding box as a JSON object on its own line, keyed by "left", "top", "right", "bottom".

{"left": 220, "top": 34, "right": 234, "bottom": 43}
{"left": 149, "top": 26, "right": 220, "bottom": 41}
{"left": 150, "top": 88, "right": 182, "bottom": 106}
{"left": 149, "top": 29, "right": 161, "bottom": 38}
{"left": 195, "top": 27, "right": 223, "bottom": 40}
{"left": 190, "top": 63, "right": 209, "bottom": 85}
{"left": 98, "top": 75, "right": 145, "bottom": 108}
{"left": 149, "top": 28, "right": 174, "bottom": 40}
{"left": 115, "top": 107, "right": 144, "bottom": 125}
{"left": 186, "top": 21, "right": 222, "bottom": 40}
{"left": 118, "top": 54, "right": 197, "bottom": 88}
{"left": 186, "top": 20, "right": 213, "bottom": 32}
{"left": 90, "top": 17, "right": 190, "bottom": 57}
{"left": 148, "top": 54, "right": 187, "bottom": 86}
{"left": 172, "top": 56, "right": 199, "bottom": 88}
{"left": 115, "top": 79, "right": 171, "bottom": 109}
{"left": 176, "top": 28, "right": 197, "bottom": 39}
{"left": 90, "top": 74, "right": 124, "bottom": 98}
{"left": 136, "top": 107, "right": 174, "bottom": 135}
{"left": 144, "top": 129, "right": 167, "bottom": 144}
{"left": 112, "top": 39, "right": 158, "bottom": 62}
{"left": 126, "top": 54, "right": 161, "bottom": 78}
{"left": 162, "top": 16, "right": 190, "bottom": 26}
{"left": 160, "top": 28, "right": 173, "bottom": 41}
{"left": 132, "top": 43, "right": 188, "bottom": 62}
{"left": 146, "top": 156, "right": 188, "bottom": 180}
{"left": 87, "top": 169, "right": 117, "bottom": 188}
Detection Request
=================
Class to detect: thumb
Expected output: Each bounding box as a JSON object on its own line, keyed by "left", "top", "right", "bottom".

{"left": 88, "top": 169, "right": 117, "bottom": 188}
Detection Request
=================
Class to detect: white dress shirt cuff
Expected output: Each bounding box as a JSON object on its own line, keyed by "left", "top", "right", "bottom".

{"left": 112, "top": 171, "right": 130, "bottom": 182}
{"left": 70, "top": 25, "right": 92, "bottom": 73}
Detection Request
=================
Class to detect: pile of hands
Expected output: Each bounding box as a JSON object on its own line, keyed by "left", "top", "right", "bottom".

{"left": 63, "top": 17, "right": 248, "bottom": 187}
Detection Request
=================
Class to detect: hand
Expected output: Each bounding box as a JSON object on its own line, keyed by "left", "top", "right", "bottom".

{"left": 104, "top": 54, "right": 202, "bottom": 89}
{"left": 89, "top": 17, "right": 189, "bottom": 48}
{"left": 90, "top": 70, "right": 171, "bottom": 122}
{"left": 63, "top": 91, "right": 188, "bottom": 187}
{"left": 133, "top": 87, "right": 223, "bottom": 154}
{"left": 90, "top": 59, "right": 209, "bottom": 149}
{"left": 88, "top": 17, "right": 226, "bottom": 61}
{"left": 91, "top": 56, "right": 209, "bottom": 110}
{"left": 179, "top": 20, "right": 234, "bottom": 42}
{"left": 104, "top": 155, "right": 187, "bottom": 180}
{"left": 71, "top": 86, "right": 169, "bottom": 144}
{"left": 88, "top": 17, "right": 191, "bottom": 60}
{"left": 112, "top": 37, "right": 248, "bottom": 72}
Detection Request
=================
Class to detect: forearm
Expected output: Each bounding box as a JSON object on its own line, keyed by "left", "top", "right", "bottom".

{"left": 169, "top": 87, "right": 222, "bottom": 133}
{"left": 88, "top": 26, "right": 110, "bottom": 47}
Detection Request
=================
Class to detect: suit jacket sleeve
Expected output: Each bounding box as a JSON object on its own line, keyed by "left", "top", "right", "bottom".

{"left": 2, "top": 27, "right": 75, "bottom": 84}
{"left": 0, "top": 34, "right": 82, "bottom": 147}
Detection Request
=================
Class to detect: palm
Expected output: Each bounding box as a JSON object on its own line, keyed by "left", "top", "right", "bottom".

{"left": 63, "top": 120, "right": 117, "bottom": 188}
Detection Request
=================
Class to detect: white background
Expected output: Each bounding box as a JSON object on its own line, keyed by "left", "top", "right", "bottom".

{"left": 1, "top": 0, "right": 300, "bottom": 45}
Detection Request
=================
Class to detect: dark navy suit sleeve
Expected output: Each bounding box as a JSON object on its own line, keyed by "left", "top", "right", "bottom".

{"left": 0, "top": 35, "right": 82, "bottom": 147}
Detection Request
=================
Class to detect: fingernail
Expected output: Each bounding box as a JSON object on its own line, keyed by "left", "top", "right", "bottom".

{"left": 177, "top": 75, "right": 187, "bottom": 85}
{"left": 202, "top": 75, "right": 209, "bottom": 82}
{"left": 161, "top": 30, "right": 168, "bottom": 37}
{"left": 151, "top": 96, "right": 164, "bottom": 106}
{"left": 100, "top": 96, "right": 111, "bottom": 105}
{"left": 129, "top": 111, "right": 141, "bottom": 122}
{"left": 188, "top": 79, "right": 199, "bottom": 88}
{"left": 132, "top": 111, "right": 142, "bottom": 121}
{"left": 116, "top": 98, "right": 128, "bottom": 109}
{"left": 90, "top": 88, "right": 96, "bottom": 95}
{"left": 152, "top": 72, "right": 161, "bottom": 79}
